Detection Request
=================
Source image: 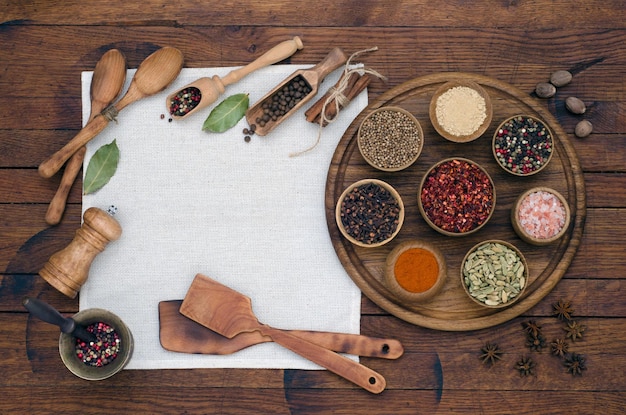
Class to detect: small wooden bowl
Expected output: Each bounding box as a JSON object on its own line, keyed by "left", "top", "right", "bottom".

{"left": 418, "top": 158, "right": 496, "bottom": 237}
{"left": 511, "top": 187, "right": 571, "bottom": 245}
{"left": 59, "top": 308, "right": 133, "bottom": 380}
{"left": 384, "top": 240, "right": 447, "bottom": 303}
{"left": 335, "top": 179, "right": 405, "bottom": 248}
{"left": 357, "top": 106, "right": 424, "bottom": 172}
{"left": 461, "top": 240, "right": 528, "bottom": 309}
{"left": 429, "top": 80, "right": 493, "bottom": 143}
{"left": 492, "top": 114, "right": 554, "bottom": 176}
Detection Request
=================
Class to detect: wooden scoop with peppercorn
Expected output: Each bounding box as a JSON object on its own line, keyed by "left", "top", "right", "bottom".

{"left": 166, "top": 36, "right": 304, "bottom": 120}
{"left": 38, "top": 47, "right": 184, "bottom": 179}
{"left": 180, "top": 273, "right": 386, "bottom": 394}
{"left": 245, "top": 47, "right": 348, "bottom": 136}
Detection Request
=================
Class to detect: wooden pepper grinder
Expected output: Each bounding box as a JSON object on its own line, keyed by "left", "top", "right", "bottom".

{"left": 39, "top": 207, "right": 122, "bottom": 298}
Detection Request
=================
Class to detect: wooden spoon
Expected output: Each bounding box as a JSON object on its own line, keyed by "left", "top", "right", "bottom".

{"left": 38, "top": 47, "right": 184, "bottom": 179}
{"left": 159, "top": 300, "right": 403, "bottom": 358}
{"left": 245, "top": 47, "right": 347, "bottom": 136}
{"left": 45, "top": 49, "right": 127, "bottom": 225}
{"left": 167, "top": 36, "right": 303, "bottom": 120}
{"left": 180, "top": 273, "right": 386, "bottom": 394}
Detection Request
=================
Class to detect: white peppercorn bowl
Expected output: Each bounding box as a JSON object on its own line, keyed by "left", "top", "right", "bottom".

{"left": 429, "top": 80, "right": 493, "bottom": 143}
{"left": 492, "top": 114, "right": 555, "bottom": 176}
{"left": 511, "top": 187, "right": 571, "bottom": 246}
{"left": 59, "top": 308, "right": 133, "bottom": 381}
{"left": 357, "top": 106, "right": 424, "bottom": 172}
{"left": 460, "top": 240, "right": 529, "bottom": 309}
{"left": 335, "top": 178, "right": 405, "bottom": 248}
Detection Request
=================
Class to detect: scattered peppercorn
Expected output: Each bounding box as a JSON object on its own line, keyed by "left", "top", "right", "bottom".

{"left": 168, "top": 86, "right": 202, "bottom": 116}
{"left": 244, "top": 136, "right": 251, "bottom": 142}
{"left": 494, "top": 115, "right": 553, "bottom": 175}
{"left": 420, "top": 159, "right": 494, "bottom": 234}
{"left": 160, "top": 113, "right": 165, "bottom": 120}
{"left": 255, "top": 75, "right": 311, "bottom": 127}
{"left": 75, "top": 322, "right": 121, "bottom": 367}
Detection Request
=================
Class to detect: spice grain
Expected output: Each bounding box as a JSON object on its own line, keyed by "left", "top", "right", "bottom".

{"left": 435, "top": 86, "right": 487, "bottom": 137}
{"left": 494, "top": 116, "right": 553, "bottom": 175}
{"left": 169, "top": 87, "right": 202, "bottom": 117}
{"left": 255, "top": 75, "right": 312, "bottom": 128}
{"left": 75, "top": 322, "right": 121, "bottom": 367}
{"left": 517, "top": 190, "right": 567, "bottom": 240}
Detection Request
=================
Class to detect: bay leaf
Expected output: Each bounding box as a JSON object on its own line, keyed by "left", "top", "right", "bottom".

{"left": 202, "top": 93, "right": 249, "bottom": 133}
{"left": 83, "top": 139, "right": 120, "bottom": 195}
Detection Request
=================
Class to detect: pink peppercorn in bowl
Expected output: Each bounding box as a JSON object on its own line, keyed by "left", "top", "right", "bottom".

{"left": 492, "top": 114, "right": 555, "bottom": 176}
{"left": 511, "top": 187, "right": 571, "bottom": 246}
{"left": 418, "top": 158, "right": 496, "bottom": 237}
{"left": 335, "top": 179, "right": 405, "bottom": 248}
{"left": 59, "top": 308, "right": 133, "bottom": 381}
{"left": 429, "top": 80, "right": 493, "bottom": 143}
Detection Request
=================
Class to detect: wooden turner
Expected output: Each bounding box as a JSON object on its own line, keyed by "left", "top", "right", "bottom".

{"left": 159, "top": 300, "right": 403, "bottom": 358}
{"left": 180, "top": 273, "right": 386, "bottom": 394}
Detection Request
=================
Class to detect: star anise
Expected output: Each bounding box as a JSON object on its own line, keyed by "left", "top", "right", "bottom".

{"left": 515, "top": 356, "right": 536, "bottom": 377}
{"left": 552, "top": 299, "right": 574, "bottom": 321}
{"left": 564, "top": 320, "right": 586, "bottom": 342}
{"left": 521, "top": 320, "right": 542, "bottom": 338}
{"left": 480, "top": 342, "right": 503, "bottom": 365}
{"left": 564, "top": 353, "right": 587, "bottom": 376}
{"left": 526, "top": 333, "right": 547, "bottom": 352}
{"left": 550, "top": 338, "right": 569, "bottom": 358}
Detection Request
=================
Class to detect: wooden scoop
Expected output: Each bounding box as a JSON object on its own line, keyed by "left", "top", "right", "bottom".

{"left": 159, "top": 300, "right": 403, "bottom": 358}
{"left": 245, "top": 47, "right": 347, "bottom": 136}
{"left": 38, "top": 47, "right": 184, "bottom": 179}
{"left": 180, "top": 273, "right": 386, "bottom": 394}
{"left": 45, "top": 49, "right": 127, "bottom": 225}
{"left": 167, "top": 36, "right": 304, "bottom": 120}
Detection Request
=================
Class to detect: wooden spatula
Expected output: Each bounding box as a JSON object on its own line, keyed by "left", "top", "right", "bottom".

{"left": 180, "top": 273, "right": 386, "bottom": 394}
{"left": 159, "top": 300, "right": 403, "bottom": 358}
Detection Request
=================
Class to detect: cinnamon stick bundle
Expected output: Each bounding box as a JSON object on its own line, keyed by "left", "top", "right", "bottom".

{"left": 305, "top": 72, "right": 372, "bottom": 126}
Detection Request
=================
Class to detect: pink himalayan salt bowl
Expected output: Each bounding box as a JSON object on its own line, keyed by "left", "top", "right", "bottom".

{"left": 511, "top": 187, "right": 571, "bottom": 246}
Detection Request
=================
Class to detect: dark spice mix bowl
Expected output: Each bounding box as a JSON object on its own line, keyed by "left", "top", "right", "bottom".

{"left": 492, "top": 114, "right": 554, "bottom": 176}
{"left": 357, "top": 106, "right": 424, "bottom": 172}
{"left": 59, "top": 308, "right": 133, "bottom": 381}
{"left": 418, "top": 158, "right": 496, "bottom": 237}
{"left": 335, "top": 178, "right": 405, "bottom": 248}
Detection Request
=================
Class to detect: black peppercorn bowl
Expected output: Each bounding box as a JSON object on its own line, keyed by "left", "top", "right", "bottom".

{"left": 335, "top": 179, "right": 405, "bottom": 248}
{"left": 59, "top": 308, "right": 133, "bottom": 380}
{"left": 492, "top": 114, "right": 555, "bottom": 176}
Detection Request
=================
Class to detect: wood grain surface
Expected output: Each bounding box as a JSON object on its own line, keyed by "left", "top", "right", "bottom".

{"left": 1, "top": 1, "right": 625, "bottom": 413}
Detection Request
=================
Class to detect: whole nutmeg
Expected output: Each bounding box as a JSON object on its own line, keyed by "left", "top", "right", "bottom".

{"left": 535, "top": 82, "right": 556, "bottom": 98}
{"left": 550, "top": 70, "right": 573, "bottom": 87}
{"left": 565, "top": 96, "right": 586, "bottom": 114}
{"left": 575, "top": 120, "right": 593, "bottom": 138}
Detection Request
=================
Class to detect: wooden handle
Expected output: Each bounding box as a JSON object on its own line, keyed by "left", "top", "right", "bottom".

{"left": 259, "top": 325, "right": 386, "bottom": 394}
{"left": 45, "top": 147, "right": 86, "bottom": 225}
{"left": 38, "top": 115, "right": 108, "bottom": 179}
{"left": 220, "top": 36, "right": 304, "bottom": 86}
{"left": 286, "top": 330, "right": 403, "bottom": 359}
{"left": 302, "top": 47, "right": 347, "bottom": 89}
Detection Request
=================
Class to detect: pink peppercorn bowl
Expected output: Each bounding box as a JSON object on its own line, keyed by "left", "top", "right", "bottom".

{"left": 511, "top": 187, "right": 571, "bottom": 246}
{"left": 418, "top": 158, "right": 496, "bottom": 237}
{"left": 429, "top": 80, "right": 493, "bottom": 143}
{"left": 59, "top": 308, "right": 133, "bottom": 381}
{"left": 335, "top": 178, "right": 405, "bottom": 248}
{"left": 492, "top": 114, "right": 555, "bottom": 176}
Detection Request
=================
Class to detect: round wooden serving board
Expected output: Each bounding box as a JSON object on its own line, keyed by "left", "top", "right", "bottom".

{"left": 325, "top": 72, "right": 586, "bottom": 331}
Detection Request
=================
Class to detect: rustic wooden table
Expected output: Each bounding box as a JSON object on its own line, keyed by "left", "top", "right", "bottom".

{"left": 1, "top": 2, "right": 625, "bottom": 413}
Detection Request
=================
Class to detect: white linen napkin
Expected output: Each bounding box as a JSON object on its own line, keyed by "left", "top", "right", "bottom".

{"left": 79, "top": 64, "right": 366, "bottom": 369}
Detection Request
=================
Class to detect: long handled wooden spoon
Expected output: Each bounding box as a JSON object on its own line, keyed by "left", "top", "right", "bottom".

{"left": 166, "top": 36, "right": 303, "bottom": 120}
{"left": 180, "top": 274, "right": 386, "bottom": 394}
{"left": 39, "top": 47, "right": 184, "bottom": 179}
{"left": 159, "top": 300, "right": 403, "bottom": 358}
{"left": 45, "top": 49, "right": 127, "bottom": 225}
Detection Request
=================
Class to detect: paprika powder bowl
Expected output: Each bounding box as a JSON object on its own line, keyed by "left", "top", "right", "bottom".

{"left": 492, "top": 114, "right": 554, "bottom": 176}
{"left": 461, "top": 240, "right": 528, "bottom": 309}
{"left": 357, "top": 106, "right": 424, "bottom": 172}
{"left": 511, "top": 187, "right": 571, "bottom": 246}
{"left": 418, "top": 158, "right": 496, "bottom": 237}
{"left": 335, "top": 179, "right": 405, "bottom": 248}
{"left": 429, "top": 80, "right": 493, "bottom": 143}
{"left": 59, "top": 308, "right": 133, "bottom": 380}
{"left": 384, "top": 240, "right": 447, "bottom": 303}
